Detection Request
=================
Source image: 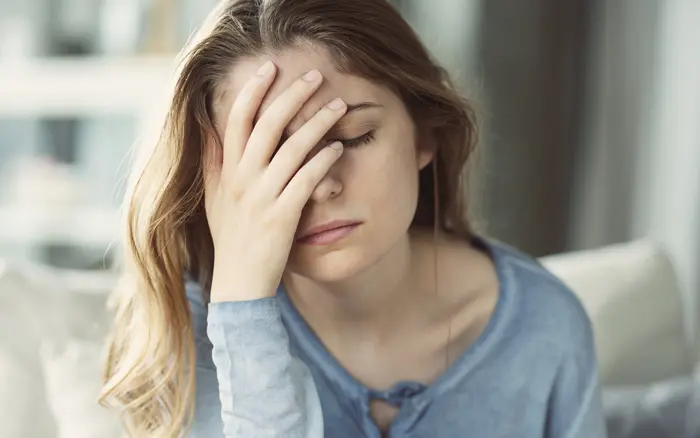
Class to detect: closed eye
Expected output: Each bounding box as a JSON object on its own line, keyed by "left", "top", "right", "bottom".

{"left": 333, "top": 130, "right": 376, "bottom": 149}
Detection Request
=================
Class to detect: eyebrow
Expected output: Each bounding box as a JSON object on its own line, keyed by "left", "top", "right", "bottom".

{"left": 345, "top": 102, "right": 383, "bottom": 115}
{"left": 277, "top": 101, "right": 383, "bottom": 139}
{"left": 252, "top": 101, "right": 383, "bottom": 129}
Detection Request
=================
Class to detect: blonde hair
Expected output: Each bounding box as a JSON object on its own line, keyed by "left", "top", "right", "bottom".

{"left": 100, "top": 0, "right": 478, "bottom": 436}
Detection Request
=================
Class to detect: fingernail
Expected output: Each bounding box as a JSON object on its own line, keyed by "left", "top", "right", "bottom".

{"left": 329, "top": 141, "right": 343, "bottom": 152}
{"left": 327, "top": 98, "right": 346, "bottom": 110}
{"left": 256, "top": 60, "right": 274, "bottom": 76}
{"left": 302, "top": 69, "right": 321, "bottom": 82}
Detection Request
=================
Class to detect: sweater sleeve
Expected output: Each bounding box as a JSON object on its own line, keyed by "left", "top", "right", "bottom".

{"left": 187, "top": 283, "right": 323, "bottom": 438}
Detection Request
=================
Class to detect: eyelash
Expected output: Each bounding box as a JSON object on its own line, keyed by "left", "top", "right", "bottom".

{"left": 336, "top": 130, "right": 376, "bottom": 149}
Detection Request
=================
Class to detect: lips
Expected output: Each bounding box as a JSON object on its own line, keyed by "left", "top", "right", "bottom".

{"left": 296, "top": 220, "right": 361, "bottom": 245}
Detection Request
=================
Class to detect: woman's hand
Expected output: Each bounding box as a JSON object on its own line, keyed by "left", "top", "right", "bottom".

{"left": 204, "top": 61, "right": 347, "bottom": 302}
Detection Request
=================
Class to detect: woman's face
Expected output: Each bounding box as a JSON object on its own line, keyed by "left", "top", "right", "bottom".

{"left": 215, "top": 45, "right": 432, "bottom": 282}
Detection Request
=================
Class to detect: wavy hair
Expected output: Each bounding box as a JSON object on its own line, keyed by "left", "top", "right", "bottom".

{"left": 100, "top": 0, "right": 478, "bottom": 436}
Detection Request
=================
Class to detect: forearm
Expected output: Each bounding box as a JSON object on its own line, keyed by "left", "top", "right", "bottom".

{"left": 206, "top": 298, "right": 322, "bottom": 438}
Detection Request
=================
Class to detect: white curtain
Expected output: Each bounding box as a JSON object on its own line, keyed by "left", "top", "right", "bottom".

{"left": 644, "top": 0, "right": 700, "bottom": 351}
{"left": 572, "top": 0, "right": 700, "bottom": 349}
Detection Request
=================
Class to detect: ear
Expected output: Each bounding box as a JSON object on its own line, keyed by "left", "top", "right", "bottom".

{"left": 415, "top": 125, "right": 436, "bottom": 170}
{"left": 417, "top": 146, "right": 434, "bottom": 170}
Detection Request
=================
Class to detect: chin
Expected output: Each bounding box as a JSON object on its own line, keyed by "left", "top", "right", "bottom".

{"left": 287, "top": 245, "right": 374, "bottom": 283}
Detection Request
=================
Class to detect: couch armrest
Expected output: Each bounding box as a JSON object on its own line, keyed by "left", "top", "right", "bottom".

{"left": 541, "top": 240, "right": 694, "bottom": 386}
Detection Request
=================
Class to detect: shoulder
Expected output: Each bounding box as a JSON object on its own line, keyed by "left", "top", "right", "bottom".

{"left": 488, "top": 239, "right": 595, "bottom": 353}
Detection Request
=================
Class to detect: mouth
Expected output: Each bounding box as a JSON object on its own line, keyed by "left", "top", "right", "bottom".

{"left": 297, "top": 220, "right": 362, "bottom": 245}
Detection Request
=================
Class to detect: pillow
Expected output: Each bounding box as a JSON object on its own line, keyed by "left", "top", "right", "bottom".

{"left": 0, "top": 261, "right": 58, "bottom": 438}
{"left": 30, "top": 264, "right": 122, "bottom": 437}
{"left": 40, "top": 338, "right": 122, "bottom": 438}
{"left": 0, "top": 259, "right": 121, "bottom": 438}
{"left": 541, "top": 239, "right": 695, "bottom": 386}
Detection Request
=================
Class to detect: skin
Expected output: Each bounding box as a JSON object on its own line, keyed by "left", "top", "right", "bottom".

{"left": 210, "top": 44, "right": 499, "bottom": 431}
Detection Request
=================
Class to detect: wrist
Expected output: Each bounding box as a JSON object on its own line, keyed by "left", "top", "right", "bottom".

{"left": 209, "top": 287, "right": 276, "bottom": 303}
{"left": 209, "top": 267, "right": 277, "bottom": 303}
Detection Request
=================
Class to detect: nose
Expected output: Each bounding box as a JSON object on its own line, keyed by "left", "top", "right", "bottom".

{"left": 309, "top": 172, "right": 343, "bottom": 203}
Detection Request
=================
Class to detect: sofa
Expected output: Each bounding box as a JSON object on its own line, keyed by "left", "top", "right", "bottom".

{"left": 0, "top": 239, "right": 697, "bottom": 437}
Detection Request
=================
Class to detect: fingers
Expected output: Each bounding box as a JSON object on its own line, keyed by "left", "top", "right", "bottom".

{"left": 264, "top": 98, "right": 347, "bottom": 195}
{"left": 241, "top": 69, "right": 324, "bottom": 169}
{"left": 278, "top": 142, "right": 344, "bottom": 213}
{"left": 221, "top": 60, "right": 277, "bottom": 177}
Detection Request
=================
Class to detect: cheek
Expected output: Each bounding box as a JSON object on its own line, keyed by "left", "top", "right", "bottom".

{"left": 348, "top": 141, "right": 420, "bottom": 222}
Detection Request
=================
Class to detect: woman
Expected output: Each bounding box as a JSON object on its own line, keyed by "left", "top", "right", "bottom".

{"left": 101, "top": 0, "right": 607, "bottom": 437}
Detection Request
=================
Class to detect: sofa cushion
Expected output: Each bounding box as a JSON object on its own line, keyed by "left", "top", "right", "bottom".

{"left": 0, "top": 261, "right": 58, "bottom": 438}
{"left": 541, "top": 239, "right": 695, "bottom": 386}
{"left": 0, "top": 260, "right": 119, "bottom": 438}
{"left": 40, "top": 338, "right": 122, "bottom": 438}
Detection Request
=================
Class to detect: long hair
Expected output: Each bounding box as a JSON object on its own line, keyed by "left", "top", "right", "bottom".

{"left": 100, "top": 0, "right": 478, "bottom": 436}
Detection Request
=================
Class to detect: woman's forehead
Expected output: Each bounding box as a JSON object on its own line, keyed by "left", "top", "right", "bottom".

{"left": 215, "top": 46, "right": 388, "bottom": 129}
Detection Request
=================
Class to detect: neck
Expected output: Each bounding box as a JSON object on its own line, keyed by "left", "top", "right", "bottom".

{"left": 283, "top": 232, "right": 436, "bottom": 338}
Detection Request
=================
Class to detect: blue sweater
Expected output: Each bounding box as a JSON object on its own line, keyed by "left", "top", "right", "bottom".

{"left": 186, "top": 239, "right": 607, "bottom": 437}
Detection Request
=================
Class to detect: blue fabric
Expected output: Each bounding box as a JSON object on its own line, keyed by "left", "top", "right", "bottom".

{"left": 188, "top": 292, "right": 323, "bottom": 437}
{"left": 187, "top": 238, "right": 607, "bottom": 437}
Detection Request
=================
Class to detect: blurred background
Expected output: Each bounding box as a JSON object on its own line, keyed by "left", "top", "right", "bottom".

{"left": 0, "top": 0, "right": 699, "bottom": 437}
